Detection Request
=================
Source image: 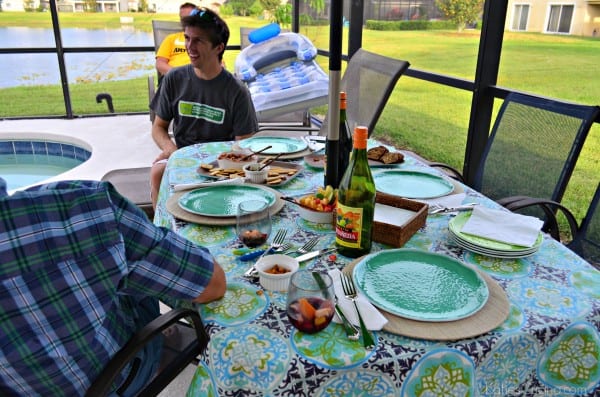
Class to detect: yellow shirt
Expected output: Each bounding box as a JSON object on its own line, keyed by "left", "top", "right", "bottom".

{"left": 156, "top": 32, "right": 190, "bottom": 68}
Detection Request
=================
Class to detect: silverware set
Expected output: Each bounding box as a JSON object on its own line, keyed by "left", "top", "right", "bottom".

{"left": 340, "top": 273, "right": 376, "bottom": 350}
{"left": 428, "top": 203, "right": 477, "bottom": 214}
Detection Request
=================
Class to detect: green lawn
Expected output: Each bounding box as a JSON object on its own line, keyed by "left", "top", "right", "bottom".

{"left": 1, "top": 12, "right": 598, "bottom": 227}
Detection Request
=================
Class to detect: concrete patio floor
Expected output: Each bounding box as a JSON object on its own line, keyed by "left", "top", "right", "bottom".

{"left": 0, "top": 114, "right": 159, "bottom": 189}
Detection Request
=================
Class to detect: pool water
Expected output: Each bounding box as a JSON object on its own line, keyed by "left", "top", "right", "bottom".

{"left": 0, "top": 139, "right": 91, "bottom": 190}
{"left": 0, "top": 155, "right": 84, "bottom": 190}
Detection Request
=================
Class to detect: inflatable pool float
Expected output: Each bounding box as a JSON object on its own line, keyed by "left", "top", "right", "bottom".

{"left": 235, "top": 26, "right": 329, "bottom": 120}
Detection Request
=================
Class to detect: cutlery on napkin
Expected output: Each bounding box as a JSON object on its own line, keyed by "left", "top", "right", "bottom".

{"left": 172, "top": 177, "right": 244, "bottom": 192}
{"left": 328, "top": 268, "right": 388, "bottom": 331}
{"left": 420, "top": 193, "right": 468, "bottom": 211}
{"left": 460, "top": 206, "right": 544, "bottom": 247}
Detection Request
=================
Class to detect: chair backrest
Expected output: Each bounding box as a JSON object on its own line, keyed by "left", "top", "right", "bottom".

{"left": 152, "top": 20, "right": 182, "bottom": 51}
{"left": 319, "top": 49, "right": 410, "bottom": 136}
{"left": 240, "top": 26, "right": 254, "bottom": 50}
{"left": 569, "top": 182, "right": 600, "bottom": 267}
{"left": 474, "top": 92, "right": 600, "bottom": 205}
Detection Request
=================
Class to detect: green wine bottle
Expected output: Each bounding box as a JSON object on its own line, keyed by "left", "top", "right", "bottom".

{"left": 324, "top": 91, "right": 352, "bottom": 189}
{"left": 335, "top": 126, "right": 376, "bottom": 258}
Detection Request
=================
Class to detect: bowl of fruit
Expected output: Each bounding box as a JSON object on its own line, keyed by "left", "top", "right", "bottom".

{"left": 255, "top": 254, "right": 299, "bottom": 292}
{"left": 296, "top": 185, "right": 336, "bottom": 224}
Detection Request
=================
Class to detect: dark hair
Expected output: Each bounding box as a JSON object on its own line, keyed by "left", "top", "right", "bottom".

{"left": 181, "top": 8, "right": 229, "bottom": 61}
{"left": 179, "top": 2, "right": 196, "bottom": 10}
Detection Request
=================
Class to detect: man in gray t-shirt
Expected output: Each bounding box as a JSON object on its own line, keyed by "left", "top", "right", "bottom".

{"left": 150, "top": 7, "right": 258, "bottom": 208}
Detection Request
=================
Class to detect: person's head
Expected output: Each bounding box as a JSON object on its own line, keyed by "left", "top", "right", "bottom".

{"left": 179, "top": 2, "right": 196, "bottom": 20}
{"left": 181, "top": 7, "right": 229, "bottom": 62}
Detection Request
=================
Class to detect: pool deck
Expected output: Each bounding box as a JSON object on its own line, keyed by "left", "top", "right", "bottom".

{"left": 0, "top": 114, "right": 159, "bottom": 192}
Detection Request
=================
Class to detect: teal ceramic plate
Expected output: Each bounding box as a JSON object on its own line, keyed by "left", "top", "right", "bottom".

{"left": 374, "top": 170, "right": 454, "bottom": 199}
{"left": 238, "top": 137, "right": 308, "bottom": 155}
{"left": 178, "top": 185, "right": 276, "bottom": 217}
{"left": 449, "top": 211, "right": 543, "bottom": 252}
{"left": 448, "top": 234, "right": 538, "bottom": 258}
{"left": 352, "top": 249, "right": 489, "bottom": 322}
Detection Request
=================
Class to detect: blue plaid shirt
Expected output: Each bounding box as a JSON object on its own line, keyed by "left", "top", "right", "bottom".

{"left": 0, "top": 179, "right": 215, "bottom": 396}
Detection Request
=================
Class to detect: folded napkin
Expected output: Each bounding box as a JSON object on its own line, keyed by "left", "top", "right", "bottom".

{"left": 328, "top": 268, "right": 388, "bottom": 331}
{"left": 303, "top": 136, "right": 325, "bottom": 152}
{"left": 460, "top": 206, "right": 544, "bottom": 247}
{"left": 172, "top": 178, "right": 244, "bottom": 192}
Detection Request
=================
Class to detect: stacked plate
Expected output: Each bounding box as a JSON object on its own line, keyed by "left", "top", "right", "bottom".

{"left": 448, "top": 211, "right": 542, "bottom": 258}
{"left": 352, "top": 249, "right": 489, "bottom": 322}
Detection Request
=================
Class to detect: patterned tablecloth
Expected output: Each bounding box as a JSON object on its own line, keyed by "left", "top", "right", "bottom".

{"left": 154, "top": 140, "right": 600, "bottom": 397}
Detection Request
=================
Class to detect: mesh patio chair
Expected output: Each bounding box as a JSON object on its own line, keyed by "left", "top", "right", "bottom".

{"left": 86, "top": 307, "right": 209, "bottom": 397}
{"left": 506, "top": 182, "right": 600, "bottom": 266}
{"left": 148, "top": 20, "right": 183, "bottom": 122}
{"left": 430, "top": 92, "right": 600, "bottom": 239}
{"left": 101, "top": 167, "right": 153, "bottom": 220}
{"left": 568, "top": 182, "right": 600, "bottom": 267}
{"left": 255, "top": 49, "right": 410, "bottom": 137}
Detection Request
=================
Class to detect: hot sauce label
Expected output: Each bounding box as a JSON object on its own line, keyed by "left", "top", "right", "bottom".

{"left": 335, "top": 203, "right": 363, "bottom": 248}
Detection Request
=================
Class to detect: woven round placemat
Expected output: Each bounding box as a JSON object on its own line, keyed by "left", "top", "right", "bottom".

{"left": 343, "top": 258, "right": 509, "bottom": 341}
{"left": 166, "top": 185, "right": 284, "bottom": 226}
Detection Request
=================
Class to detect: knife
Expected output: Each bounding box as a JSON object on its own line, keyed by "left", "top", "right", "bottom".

{"left": 295, "top": 248, "right": 336, "bottom": 262}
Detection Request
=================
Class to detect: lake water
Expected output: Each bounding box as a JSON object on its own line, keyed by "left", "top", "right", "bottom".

{"left": 0, "top": 27, "right": 155, "bottom": 88}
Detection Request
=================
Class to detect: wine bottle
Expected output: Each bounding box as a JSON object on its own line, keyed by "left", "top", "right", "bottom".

{"left": 324, "top": 91, "right": 352, "bottom": 188}
{"left": 335, "top": 126, "right": 376, "bottom": 258}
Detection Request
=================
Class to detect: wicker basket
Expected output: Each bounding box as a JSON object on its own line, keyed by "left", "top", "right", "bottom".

{"left": 372, "top": 192, "right": 428, "bottom": 247}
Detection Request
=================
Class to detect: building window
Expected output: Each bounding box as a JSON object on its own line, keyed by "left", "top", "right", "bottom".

{"left": 511, "top": 4, "right": 530, "bottom": 31}
{"left": 547, "top": 4, "right": 574, "bottom": 34}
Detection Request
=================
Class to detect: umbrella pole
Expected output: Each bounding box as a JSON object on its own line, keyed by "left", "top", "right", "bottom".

{"left": 324, "top": 0, "right": 344, "bottom": 187}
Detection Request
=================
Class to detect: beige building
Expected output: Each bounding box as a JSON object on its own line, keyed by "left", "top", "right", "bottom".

{"left": 507, "top": 0, "right": 600, "bottom": 36}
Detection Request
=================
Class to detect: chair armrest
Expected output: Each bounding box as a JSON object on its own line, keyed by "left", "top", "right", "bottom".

{"left": 428, "top": 162, "right": 465, "bottom": 183}
{"left": 503, "top": 197, "right": 579, "bottom": 242}
{"left": 85, "top": 307, "right": 208, "bottom": 397}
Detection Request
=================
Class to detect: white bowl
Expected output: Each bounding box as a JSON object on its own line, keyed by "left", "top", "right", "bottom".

{"left": 297, "top": 205, "right": 334, "bottom": 224}
{"left": 243, "top": 163, "right": 270, "bottom": 184}
{"left": 217, "top": 150, "right": 257, "bottom": 170}
{"left": 255, "top": 254, "right": 299, "bottom": 292}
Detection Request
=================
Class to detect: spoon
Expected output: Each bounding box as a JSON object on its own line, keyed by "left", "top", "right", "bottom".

{"left": 281, "top": 196, "right": 315, "bottom": 211}
{"left": 240, "top": 145, "right": 273, "bottom": 161}
{"left": 259, "top": 153, "right": 284, "bottom": 170}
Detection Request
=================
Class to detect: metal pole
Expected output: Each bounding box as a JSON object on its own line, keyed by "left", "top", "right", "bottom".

{"left": 324, "top": 0, "right": 344, "bottom": 187}
{"left": 463, "top": 0, "right": 508, "bottom": 185}
{"left": 348, "top": 0, "right": 364, "bottom": 58}
{"left": 292, "top": 0, "right": 300, "bottom": 33}
{"left": 49, "top": 0, "right": 73, "bottom": 118}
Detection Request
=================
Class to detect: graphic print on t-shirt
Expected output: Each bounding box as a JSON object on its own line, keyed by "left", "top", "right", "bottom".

{"left": 179, "top": 100, "right": 225, "bottom": 124}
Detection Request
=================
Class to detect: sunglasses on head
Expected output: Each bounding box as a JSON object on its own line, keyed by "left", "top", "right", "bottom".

{"left": 189, "top": 7, "right": 213, "bottom": 19}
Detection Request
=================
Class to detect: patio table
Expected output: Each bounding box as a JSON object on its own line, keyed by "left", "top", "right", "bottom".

{"left": 154, "top": 139, "right": 600, "bottom": 396}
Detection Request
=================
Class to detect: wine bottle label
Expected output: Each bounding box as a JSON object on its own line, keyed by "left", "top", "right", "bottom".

{"left": 335, "top": 202, "right": 364, "bottom": 248}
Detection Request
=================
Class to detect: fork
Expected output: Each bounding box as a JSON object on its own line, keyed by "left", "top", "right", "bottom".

{"left": 244, "top": 229, "right": 288, "bottom": 277}
{"left": 288, "top": 236, "right": 319, "bottom": 256}
{"left": 340, "top": 273, "right": 375, "bottom": 349}
{"left": 429, "top": 203, "right": 477, "bottom": 214}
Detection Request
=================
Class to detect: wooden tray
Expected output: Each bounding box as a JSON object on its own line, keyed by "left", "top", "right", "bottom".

{"left": 372, "top": 193, "right": 428, "bottom": 247}
{"left": 196, "top": 160, "right": 303, "bottom": 187}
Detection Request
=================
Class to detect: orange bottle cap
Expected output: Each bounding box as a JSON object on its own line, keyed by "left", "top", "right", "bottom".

{"left": 353, "top": 126, "right": 368, "bottom": 148}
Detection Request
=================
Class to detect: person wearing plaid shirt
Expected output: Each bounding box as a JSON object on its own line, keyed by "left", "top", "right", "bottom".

{"left": 0, "top": 178, "right": 226, "bottom": 396}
